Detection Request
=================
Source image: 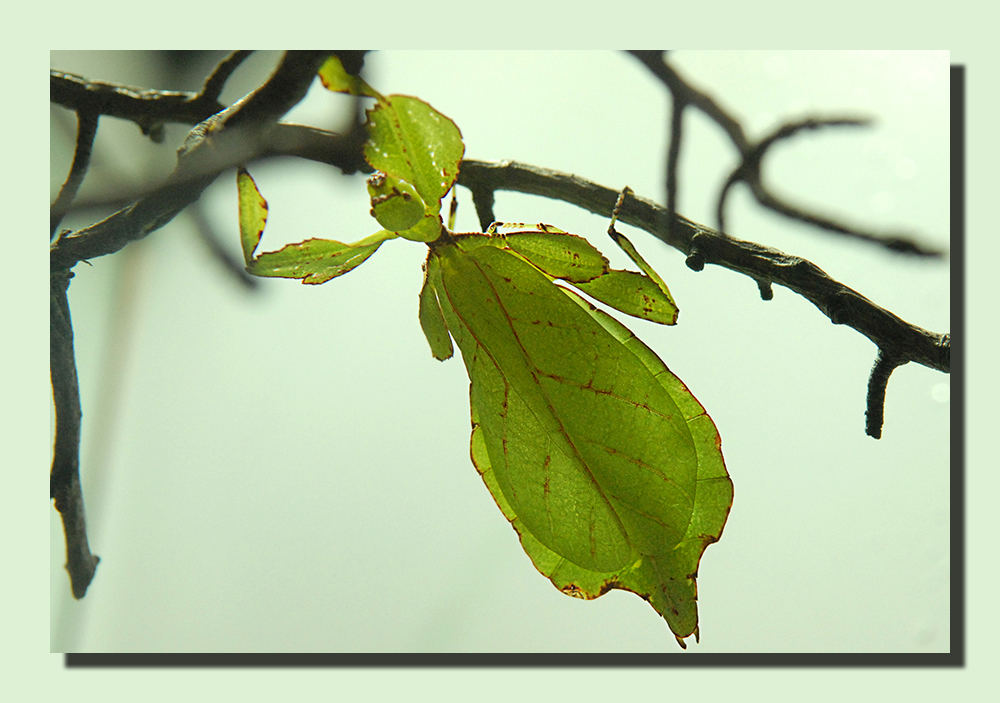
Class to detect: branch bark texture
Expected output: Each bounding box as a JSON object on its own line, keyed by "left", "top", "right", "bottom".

{"left": 457, "top": 160, "right": 949, "bottom": 375}
{"left": 50, "top": 270, "right": 99, "bottom": 598}
{"left": 628, "top": 51, "right": 945, "bottom": 259}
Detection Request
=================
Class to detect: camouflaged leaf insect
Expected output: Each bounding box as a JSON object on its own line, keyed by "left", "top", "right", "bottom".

{"left": 239, "top": 66, "right": 730, "bottom": 645}
{"left": 418, "top": 209, "right": 730, "bottom": 646}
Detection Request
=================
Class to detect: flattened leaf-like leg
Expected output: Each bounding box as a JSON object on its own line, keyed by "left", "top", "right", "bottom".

{"left": 419, "top": 254, "right": 454, "bottom": 360}
{"left": 606, "top": 187, "right": 678, "bottom": 315}
{"left": 572, "top": 269, "right": 678, "bottom": 325}
{"left": 247, "top": 230, "right": 396, "bottom": 284}
{"left": 237, "top": 168, "right": 268, "bottom": 265}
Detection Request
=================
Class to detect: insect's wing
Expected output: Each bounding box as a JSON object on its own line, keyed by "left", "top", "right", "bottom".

{"left": 431, "top": 241, "right": 700, "bottom": 570}
{"left": 553, "top": 284, "right": 732, "bottom": 644}
{"left": 427, "top": 240, "right": 730, "bottom": 644}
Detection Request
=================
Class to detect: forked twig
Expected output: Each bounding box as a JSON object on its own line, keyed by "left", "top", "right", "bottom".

{"left": 628, "top": 50, "right": 945, "bottom": 259}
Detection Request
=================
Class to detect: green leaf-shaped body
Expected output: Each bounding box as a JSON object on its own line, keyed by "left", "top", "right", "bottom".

{"left": 420, "top": 233, "right": 731, "bottom": 643}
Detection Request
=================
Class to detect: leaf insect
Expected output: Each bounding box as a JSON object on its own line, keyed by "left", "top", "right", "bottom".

{"left": 237, "top": 56, "right": 732, "bottom": 647}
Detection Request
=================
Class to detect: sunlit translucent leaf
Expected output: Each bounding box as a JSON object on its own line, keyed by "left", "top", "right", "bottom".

{"left": 424, "top": 235, "right": 731, "bottom": 645}
{"left": 364, "top": 95, "right": 464, "bottom": 219}
{"left": 237, "top": 168, "right": 268, "bottom": 265}
{"left": 317, "top": 55, "right": 380, "bottom": 98}
{"left": 248, "top": 231, "right": 396, "bottom": 285}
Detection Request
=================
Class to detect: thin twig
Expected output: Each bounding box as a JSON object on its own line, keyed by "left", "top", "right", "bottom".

{"left": 60, "top": 124, "right": 368, "bottom": 217}
{"left": 628, "top": 51, "right": 943, "bottom": 258}
{"left": 50, "top": 52, "right": 251, "bottom": 145}
{"left": 740, "top": 117, "right": 940, "bottom": 256}
{"left": 629, "top": 51, "right": 749, "bottom": 152}
{"left": 50, "top": 270, "right": 100, "bottom": 598}
{"left": 50, "top": 110, "right": 99, "bottom": 238}
{"left": 469, "top": 185, "right": 497, "bottom": 232}
{"left": 865, "top": 351, "right": 909, "bottom": 438}
{"left": 664, "top": 93, "right": 684, "bottom": 245}
{"left": 49, "top": 51, "right": 336, "bottom": 602}
{"left": 199, "top": 50, "right": 253, "bottom": 102}
{"left": 51, "top": 52, "right": 336, "bottom": 271}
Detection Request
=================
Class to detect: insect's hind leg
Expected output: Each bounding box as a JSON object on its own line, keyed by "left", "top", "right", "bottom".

{"left": 606, "top": 186, "right": 675, "bottom": 302}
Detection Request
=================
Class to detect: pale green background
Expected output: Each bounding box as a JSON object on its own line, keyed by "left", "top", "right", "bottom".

{"left": 5, "top": 2, "right": 994, "bottom": 700}
{"left": 47, "top": 49, "right": 950, "bottom": 654}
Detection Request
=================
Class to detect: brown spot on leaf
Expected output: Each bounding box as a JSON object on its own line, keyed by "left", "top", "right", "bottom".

{"left": 596, "top": 579, "right": 625, "bottom": 597}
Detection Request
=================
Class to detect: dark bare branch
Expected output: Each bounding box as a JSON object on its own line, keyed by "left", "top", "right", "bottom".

{"left": 50, "top": 109, "right": 99, "bottom": 237}
{"left": 628, "top": 50, "right": 749, "bottom": 152}
{"left": 50, "top": 70, "right": 225, "bottom": 130}
{"left": 457, "top": 159, "right": 950, "bottom": 375}
{"left": 865, "top": 351, "right": 910, "bottom": 439}
{"left": 49, "top": 53, "right": 339, "bottom": 599}
{"left": 627, "top": 51, "right": 944, "bottom": 259}
{"left": 50, "top": 52, "right": 337, "bottom": 271}
{"left": 664, "top": 94, "right": 684, "bottom": 243}
{"left": 50, "top": 270, "right": 100, "bottom": 598}
{"left": 199, "top": 50, "right": 253, "bottom": 103}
